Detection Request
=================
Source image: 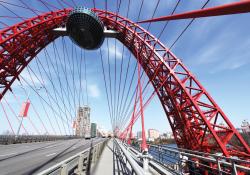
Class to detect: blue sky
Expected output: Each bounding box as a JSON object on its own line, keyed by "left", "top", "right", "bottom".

{"left": 0, "top": 0, "right": 249, "bottom": 135}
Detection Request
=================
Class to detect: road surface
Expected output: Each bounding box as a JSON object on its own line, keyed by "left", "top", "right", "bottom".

{"left": 0, "top": 138, "right": 104, "bottom": 175}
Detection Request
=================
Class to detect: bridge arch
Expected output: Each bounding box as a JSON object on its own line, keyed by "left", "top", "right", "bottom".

{"left": 0, "top": 8, "right": 249, "bottom": 158}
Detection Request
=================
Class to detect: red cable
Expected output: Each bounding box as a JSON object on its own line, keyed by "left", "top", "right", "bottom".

{"left": 128, "top": 84, "right": 139, "bottom": 144}
{"left": 2, "top": 97, "right": 28, "bottom": 135}
{"left": 137, "top": 51, "right": 147, "bottom": 151}
{"left": 12, "top": 90, "right": 41, "bottom": 135}
{"left": 0, "top": 101, "right": 15, "bottom": 135}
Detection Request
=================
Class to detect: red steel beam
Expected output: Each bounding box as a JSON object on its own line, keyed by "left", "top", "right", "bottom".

{"left": 138, "top": 1, "right": 250, "bottom": 23}
{"left": 1, "top": 8, "right": 249, "bottom": 164}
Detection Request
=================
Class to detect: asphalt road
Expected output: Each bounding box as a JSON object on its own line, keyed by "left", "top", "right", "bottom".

{"left": 0, "top": 138, "right": 105, "bottom": 175}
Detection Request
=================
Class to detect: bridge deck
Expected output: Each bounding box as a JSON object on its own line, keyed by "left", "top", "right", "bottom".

{"left": 93, "top": 139, "right": 175, "bottom": 175}
{"left": 92, "top": 139, "right": 114, "bottom": 174}
{"left": 0, "top": 138, "right": 104, "bottom": 175}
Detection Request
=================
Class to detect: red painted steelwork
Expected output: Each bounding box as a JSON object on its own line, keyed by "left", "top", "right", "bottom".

{"left": 127, "top": 84, "right": 138, "bottom": 145}
{"left": 0, "top": 8, "right": 249, "bottom": 160}
{"left": 0, "top": 8, "right": 71, "bottom": 99}
{"left": 137, "top": 50, "right": 148, "bottom": 151}
{"left": 138, "top": 1, "right": 250, "bottom": 23}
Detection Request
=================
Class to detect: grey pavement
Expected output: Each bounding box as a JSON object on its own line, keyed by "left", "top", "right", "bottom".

{"left": 0, "top": 138, "right": 104, "bottom": 175}
{"left": 92, "top": 139, "right": 114, "bottom": 175}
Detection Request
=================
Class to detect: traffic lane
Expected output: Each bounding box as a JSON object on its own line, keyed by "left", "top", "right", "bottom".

{"left": 0, "top": 141, "right": 55, "bottom": 156}
{"left": 35, "top": 138, "right": 106, "bottom": 174}
{"left": 0, "top": 139, "right": 86, "bottom": 175}
{"left": 0, "top": 138, "right": 105, "bottom": 175}
{"left": 14, "top": 138, "right": 105, "bottom": 175}
{"left": 0, "top": 139, "right": 77, "bottom": 161}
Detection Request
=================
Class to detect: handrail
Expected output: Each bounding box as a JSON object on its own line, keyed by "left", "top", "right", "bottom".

{"left": 149, "top": 144, "right": 250, "bottom": 174}
{"left": 151, "top": 144, "right": 250, "bottom": 165}
{"left": 114, "top": 139, "right": 145, "bottom": 175}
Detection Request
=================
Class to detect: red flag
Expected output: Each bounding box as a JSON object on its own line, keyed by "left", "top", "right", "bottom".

{"left": 19, "top": 101, "right": 30, "bottom": 117}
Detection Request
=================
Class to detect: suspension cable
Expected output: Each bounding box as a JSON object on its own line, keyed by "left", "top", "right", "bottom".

{"left": 20, "top": 75, "right": 69, "bottom": 134}
{"left": 12, "top": 91, "right": 41, "bottom": 135}
{"left": 116, "top": 0, "right": 142, "bottom": 130}
{"left": 37, "top": 0, "right": 60, "bottom": 10}
{"left": 169, "top": 0, "right": 210, "bottom": 50}
{"left": 0, "top": 2, "right": 26, "bottom": 20}
{"left": 123, "top": 0, "right": 210, "bottom": 130}
{"left": 42, "top": 48, "right": 73, "bottom": 126}
{"left": 33, "top": 58, "right": 63, "bottom": 135}
{"left": 32, "top": 55, "right": 70, "bottom": 134}
{"left": 26, "top": 67, "right": 56, "bottom": 135}
{"left": 113, "top": 0, "right": 123, "bottom": 131}
{"left": 118, "top": 0, "right": 161, "bottom": 130}
{"left": 0, "top": 100, "right": 15, "bottom": 135}
{"left": 84, "top": 50, "right": 89, "bottom": 105}
{"left": 119, "top": 0, "right": 186, "bottom": 131}
{"left": 99, "top": 47, "right": 113, "bottom": 129}
{"left": 2, "top": 97, "right": 28, "bottom": 135}
{"left": 54, "top": 40, "right": 75, "bottom": 116}
{"left": 0, "top": 0, "right": 44, "bottom": 14}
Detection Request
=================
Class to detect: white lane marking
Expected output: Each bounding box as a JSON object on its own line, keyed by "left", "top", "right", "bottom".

{"left": 0, "top": 153, "right": 16, "bottom": 157}
{"left": 45, "top": 145, "right": 57, "bottom": 149}
{"left": 46, "top": 153, "right": 56, "bottom": 157}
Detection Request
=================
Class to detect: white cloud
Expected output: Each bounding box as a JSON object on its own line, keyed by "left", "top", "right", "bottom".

{"left": 88, "top": 84, "right": 100, "bottom": 98}
{"left": 9, "top": 69, "right": 46, "bottom": 89}
{"left": 186, "top": 18, "right": 250, "bottom": 71}
{"left": 20, "top": 69, "right": 45, "bottom": 86}
{"left": 108, "top": 44, "right": 123, "bottom": 59}
{"left": 102, "top": 39, "right": 124, "bottom": 60}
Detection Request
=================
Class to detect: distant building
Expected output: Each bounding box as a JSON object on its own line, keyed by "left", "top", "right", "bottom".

{"left": 241, "top": 120, "right": 250, "bottom": 133}
{"left": 162, "top": 132, "right": 174, "bottom": 139}
{"left": 75, "top": 106, "right": 91, "bottom": 137}
{"left": 148, "top": 129, "right": 160, "bottom": 140}
{"left": 97, "top": 126, "right": 107, "bottom": 137}
{"left": 91, "top": 123, "right": 97, "bottom": 138}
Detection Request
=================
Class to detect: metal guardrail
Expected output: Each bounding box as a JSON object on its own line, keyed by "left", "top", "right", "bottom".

{"left": 121, "top": 142, "right": 250, "bottom": 175}
{"left": 37, "top": 139, "right": 107, "bottom": 175}
{"left": 120, "top": 141, "right": 175, "bottom": 175}
{"left": 149, "top": 144, "right": 250, "bottom": 175}
{"left": 0, "top": 135, "right": 80, "bottom": 145}
{"left": 114, "top": 139, "right": 145, "bottom": 175}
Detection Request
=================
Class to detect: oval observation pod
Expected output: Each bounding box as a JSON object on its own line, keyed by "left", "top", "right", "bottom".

{"left": 66, "top": 7, "right": 104, "bottom": 50}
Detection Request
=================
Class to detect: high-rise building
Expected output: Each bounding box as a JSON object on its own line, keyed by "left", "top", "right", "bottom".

{"left": 75, "top": 106, "right": 91, "bottom": 137}
{"left": 91, "top": 123, "right": 97, "bottom": 138}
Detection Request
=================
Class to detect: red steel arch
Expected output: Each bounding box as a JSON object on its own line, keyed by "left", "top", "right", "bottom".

{"left": 0, "top": 8, "right": 249, "bottom": 159}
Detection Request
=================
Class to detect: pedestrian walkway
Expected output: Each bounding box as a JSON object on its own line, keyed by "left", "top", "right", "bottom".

{"left": 92, "top": 139, "right": 114, "bottom": 174}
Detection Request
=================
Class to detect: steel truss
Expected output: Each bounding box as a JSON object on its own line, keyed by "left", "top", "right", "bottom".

{"left": 0, "top": 8, "right": 249, "bottom": 159}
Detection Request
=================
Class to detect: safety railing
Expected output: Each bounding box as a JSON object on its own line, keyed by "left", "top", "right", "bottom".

{"left": 0, "top": 135, "right": 80, "bottom": 144}
{"left": 148, "top": 144, "right": 250, "bottom": 175}
{"left": 123, "top": 142, "right": 250, "bottom": 175}
{"left": 37, "top": 139, "right": 107, "bottom": 175}
{"left": 114, "top": 139, "right": 145, "bottom": 175}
